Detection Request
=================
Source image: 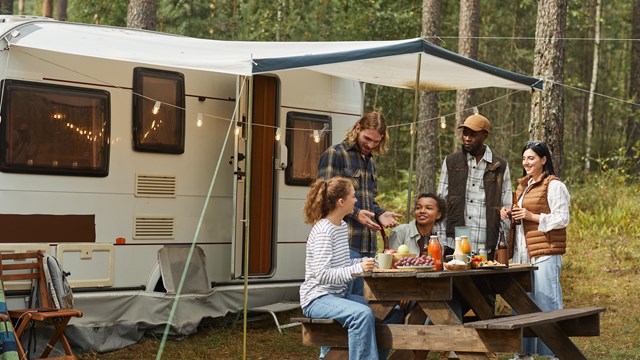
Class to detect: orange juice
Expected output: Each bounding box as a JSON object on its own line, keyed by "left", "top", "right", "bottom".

{"left": 461, "top": 235, "right": 471, "bottom": 255}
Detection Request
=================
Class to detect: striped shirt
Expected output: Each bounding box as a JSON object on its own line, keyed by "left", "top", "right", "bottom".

{"left": 318, "top": 141, "right": 384, "bottom": 254}
{"left": 299, "top": 219, "right": 363, "bottom": 308}
{"left": 436, "top": 145, "right": 512, "bottom": 252}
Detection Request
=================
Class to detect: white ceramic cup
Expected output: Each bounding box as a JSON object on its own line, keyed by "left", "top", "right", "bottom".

{"left": 453, "top": 254, "right": 471, "bottom": 264}
{"left": 375, "top": 253, "right": 393, "bottom": 269}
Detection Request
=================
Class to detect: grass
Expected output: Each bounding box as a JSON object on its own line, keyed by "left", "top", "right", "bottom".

{"left": 77, "top": 171, "right": 640, "bottom": 360}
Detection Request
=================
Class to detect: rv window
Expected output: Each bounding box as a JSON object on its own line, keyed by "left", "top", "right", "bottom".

{"left": 285, "top": 112, "right": 331, "bottom": 186}
{"left": 132, "top": 68, "right": 185, "bottom": 154}
{"left": 0, "top": 80, "right": 110, "bottom": 177}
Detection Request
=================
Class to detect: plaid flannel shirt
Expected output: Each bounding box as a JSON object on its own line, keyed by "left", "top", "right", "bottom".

{"left": 317, "top": 141, "right": 384, "bottom": 255}
{"left": 436, "top": 145, "right": 512, "bottom": 253}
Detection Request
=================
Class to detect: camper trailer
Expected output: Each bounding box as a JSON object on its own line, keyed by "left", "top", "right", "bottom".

{"left": 0, "top": 16, "right": 541, "bottom": 352}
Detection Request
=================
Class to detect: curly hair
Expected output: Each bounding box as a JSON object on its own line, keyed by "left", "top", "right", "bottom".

{"left": 343, "top": 111, "right": 389, "bottom": 155}
{"left": 415, "top": 192, "right": 446, "bottom": 223}
{"left": 303, "top": 177, "right": 353, "bottom": 224}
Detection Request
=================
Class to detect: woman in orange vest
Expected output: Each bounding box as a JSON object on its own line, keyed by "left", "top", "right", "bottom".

{"left": 502, "top": 140, "right": 569, "bottom": 360}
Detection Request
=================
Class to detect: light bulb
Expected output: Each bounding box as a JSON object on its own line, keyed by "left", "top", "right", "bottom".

{"left": 235, "top": 124, "right": 241, "bottom": 136}
{"left": 473, "top": 106, "right": 479, "bottom": 115}
{"left": 275, "top": 128, "right": 281, "bottom": 141}
{"left": 197, "top": 113, "right": 203, "bottom": 127}
{"left": 152, "top": 101, "right": 161, "bottom": 115}
{"left": 440, "top": 116, "right": 446, "bottom": 129}
{"left": 313, "top": 130, "right": 320, "bottom": 143}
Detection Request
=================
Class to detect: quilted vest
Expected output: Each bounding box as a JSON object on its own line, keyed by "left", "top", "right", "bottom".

{"left": 515, "top": 175, "right": 567, "bottom": 258}
{"left": 445, "top": 150, "right": 507, "bottom": 250}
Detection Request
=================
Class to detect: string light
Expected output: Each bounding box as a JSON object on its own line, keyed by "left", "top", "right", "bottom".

{"left": 234, "top": 122, "right": 241, "bottom": 136}
{"left": 275, "top": 128, "right": 281, "bottom": 141}
{"left": 196, "top": 113, "right": 203, "bottom": 127}
{"left": 313, "top": 129, "right": 320, "bottom": 143}
{"left": 409, "top": 123, "right": 415, "bottom": 136}
{"left": 473, "top": 106, "right": 479, "bottom": 115}
{"left": 152, "top": 101, "right": 161, "bottom": 115}
{"left": 440, "top": 116, "right": 446, "bottom": 129}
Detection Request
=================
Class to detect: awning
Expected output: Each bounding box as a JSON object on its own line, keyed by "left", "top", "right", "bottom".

{"left": 1, "top": 17, "right": 542, "bottom": 91}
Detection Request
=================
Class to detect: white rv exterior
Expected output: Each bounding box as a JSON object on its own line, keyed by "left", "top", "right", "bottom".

{"left": 0, "top": 16, "right": 363, "bottom": 351}
{"left": 0, "top": 16, "right": 541, "bottom": 352}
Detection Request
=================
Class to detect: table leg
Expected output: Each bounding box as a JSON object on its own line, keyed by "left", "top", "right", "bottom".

{"left": 490, "top": 274, "right": 588, "bottom": 360}
{"left": 369, "top": 301, "right": 397, "bottom": 322}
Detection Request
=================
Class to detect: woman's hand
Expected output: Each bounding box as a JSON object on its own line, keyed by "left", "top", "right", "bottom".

{"left": 512, "top": 207, "right": 538, "bottom": 222}
{"left": 360, "top": 257, "right": 375, "bottom": 272}
{"left": 500, "top": 207, "right": 511, "bottom": 220}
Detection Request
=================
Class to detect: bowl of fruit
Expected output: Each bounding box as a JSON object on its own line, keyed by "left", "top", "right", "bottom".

{"left": 389, "top": 245, "right": 417, "bottom": 266}
{"left": 394, "top": 254, "right": 435, "bottom": 270}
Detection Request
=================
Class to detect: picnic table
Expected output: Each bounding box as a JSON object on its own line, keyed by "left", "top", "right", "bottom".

{"left": 294, "top": 265, "right": 604, "bottom": 360}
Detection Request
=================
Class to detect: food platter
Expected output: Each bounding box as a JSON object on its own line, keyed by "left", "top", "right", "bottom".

{"left": 396, "top": 265, "right": 435, "bottom": 270}
{"left": 475, "top": 265, "right": 508, "bottom": 269}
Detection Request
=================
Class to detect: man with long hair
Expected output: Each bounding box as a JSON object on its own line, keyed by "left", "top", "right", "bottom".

{"left": 318, "top": 111, "right": 401, "bottom": 296}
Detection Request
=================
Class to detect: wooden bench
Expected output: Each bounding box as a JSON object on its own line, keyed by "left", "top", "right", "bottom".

{"left": 464, "top": 307, "right": 605, "bottom": 337}
{"left": 293, "top": 307, "right": 605, "bottom": 357}
{"left": 292, "top": 317, "right": 524, "bottom": 354}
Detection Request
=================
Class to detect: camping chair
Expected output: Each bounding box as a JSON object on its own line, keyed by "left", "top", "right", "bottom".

{"left": 0, "top": 251, "right": 83, "bottom": 360}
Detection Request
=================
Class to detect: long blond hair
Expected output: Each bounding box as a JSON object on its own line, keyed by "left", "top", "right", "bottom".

{"left": 303, "top": 177, "right": 353, "bottom": 224}
{"left": 343, "top": 111, "right": 389, "bottom": 155}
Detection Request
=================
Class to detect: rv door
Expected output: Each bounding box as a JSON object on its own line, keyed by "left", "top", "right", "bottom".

{"left": 232, "top": 75, "right": 279, "bottom": 279}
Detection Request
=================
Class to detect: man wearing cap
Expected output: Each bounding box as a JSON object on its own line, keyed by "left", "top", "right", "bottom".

{"left": 436, "top": 113, "right": 512, "bottom": 259}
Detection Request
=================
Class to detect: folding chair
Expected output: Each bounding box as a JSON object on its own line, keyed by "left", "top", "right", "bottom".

{"left": 0, "top": 251, "right": 83, "bottom": 360}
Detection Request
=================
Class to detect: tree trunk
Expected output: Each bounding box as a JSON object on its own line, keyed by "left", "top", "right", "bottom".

{"left": 18, "top": 0, "right": 23, "bottom": 15}
{"left": 585, "top": 0, "right": 601, "bottom": 172}
{"left": 42, "top": 0, "right": 52, "bottom": 17}
{"left": 530, "top": 0, "right": 567, "bottom": 177}
{"left": 55, "top": 0, "right": 68, "bottom": 21}
{"left": 0, "top": 0, "right": 12, "bottom": 15}
{"left": 454, "top": 0, "right": 480, "bottom": 152}
{"left": 127, "top": 0, "right": 157, "bottom": 31}
{"left": 416, "top": 0, "right": 441, "bottom": 195}
{"left": 627, "top": 0, "right": 640, "bottom": 166}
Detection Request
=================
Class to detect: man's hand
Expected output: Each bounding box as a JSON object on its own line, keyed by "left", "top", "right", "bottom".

{"left": 377, "top": 211, "right": 401, "bottom": 228}
{"left": 356, "top": 209, "right": 381, "bottom": 230}
{"left": 500, "top": 207, "right": 511, "bottom": 220}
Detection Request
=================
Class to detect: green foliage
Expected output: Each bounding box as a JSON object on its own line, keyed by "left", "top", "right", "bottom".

{"left": 67, "top": 1, "right": 127, "bottom": 26}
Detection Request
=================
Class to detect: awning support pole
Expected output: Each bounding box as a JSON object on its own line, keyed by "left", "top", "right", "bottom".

{"left": 406, "top": 53, "right": 422, "bottom": 220}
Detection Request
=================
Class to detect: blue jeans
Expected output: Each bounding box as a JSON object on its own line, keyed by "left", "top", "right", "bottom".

{"left": 521, "top": 255, "right": 563, "bottom": 356}
{"left": 348, "top": 249, "right": 375, "bottom": 296}
{"left": 302, "top": 294, "right": 405, "bottom": 360}
{"left": 303, "top": 293, "right": 381, "bottom": 360}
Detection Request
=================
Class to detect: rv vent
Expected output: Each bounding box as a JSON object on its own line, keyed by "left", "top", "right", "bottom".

{"left": 133, "top": 216, "right": 175, "bottom": 240}
{"left": 135, "top": 174, "right": 177, "bottom": 198}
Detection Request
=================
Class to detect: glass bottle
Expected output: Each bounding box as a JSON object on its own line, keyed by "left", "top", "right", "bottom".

{"left": 427, "top": 235, "right": 442, "bottom": 271}
{"left": 453, "top": 237, "right": 463, "bottom": 257}
{"left": 496, "top": 227, "right": 509, "bottom": 265}
{"left": 512, "top": 192, "right": 522, "bottom": 225}
{"left": 478, "top": 244, "right": 487, "bottom": 262}
{"left": 460, "top": 235, "right": 471, "bottom": 256}
{"left": 422, "top": 234, "right": 429, "bottom": 257}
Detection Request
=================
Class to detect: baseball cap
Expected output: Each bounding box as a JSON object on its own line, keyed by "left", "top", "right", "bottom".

{"left": 458, "top": 114, "right": 491, "bottom": 133}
